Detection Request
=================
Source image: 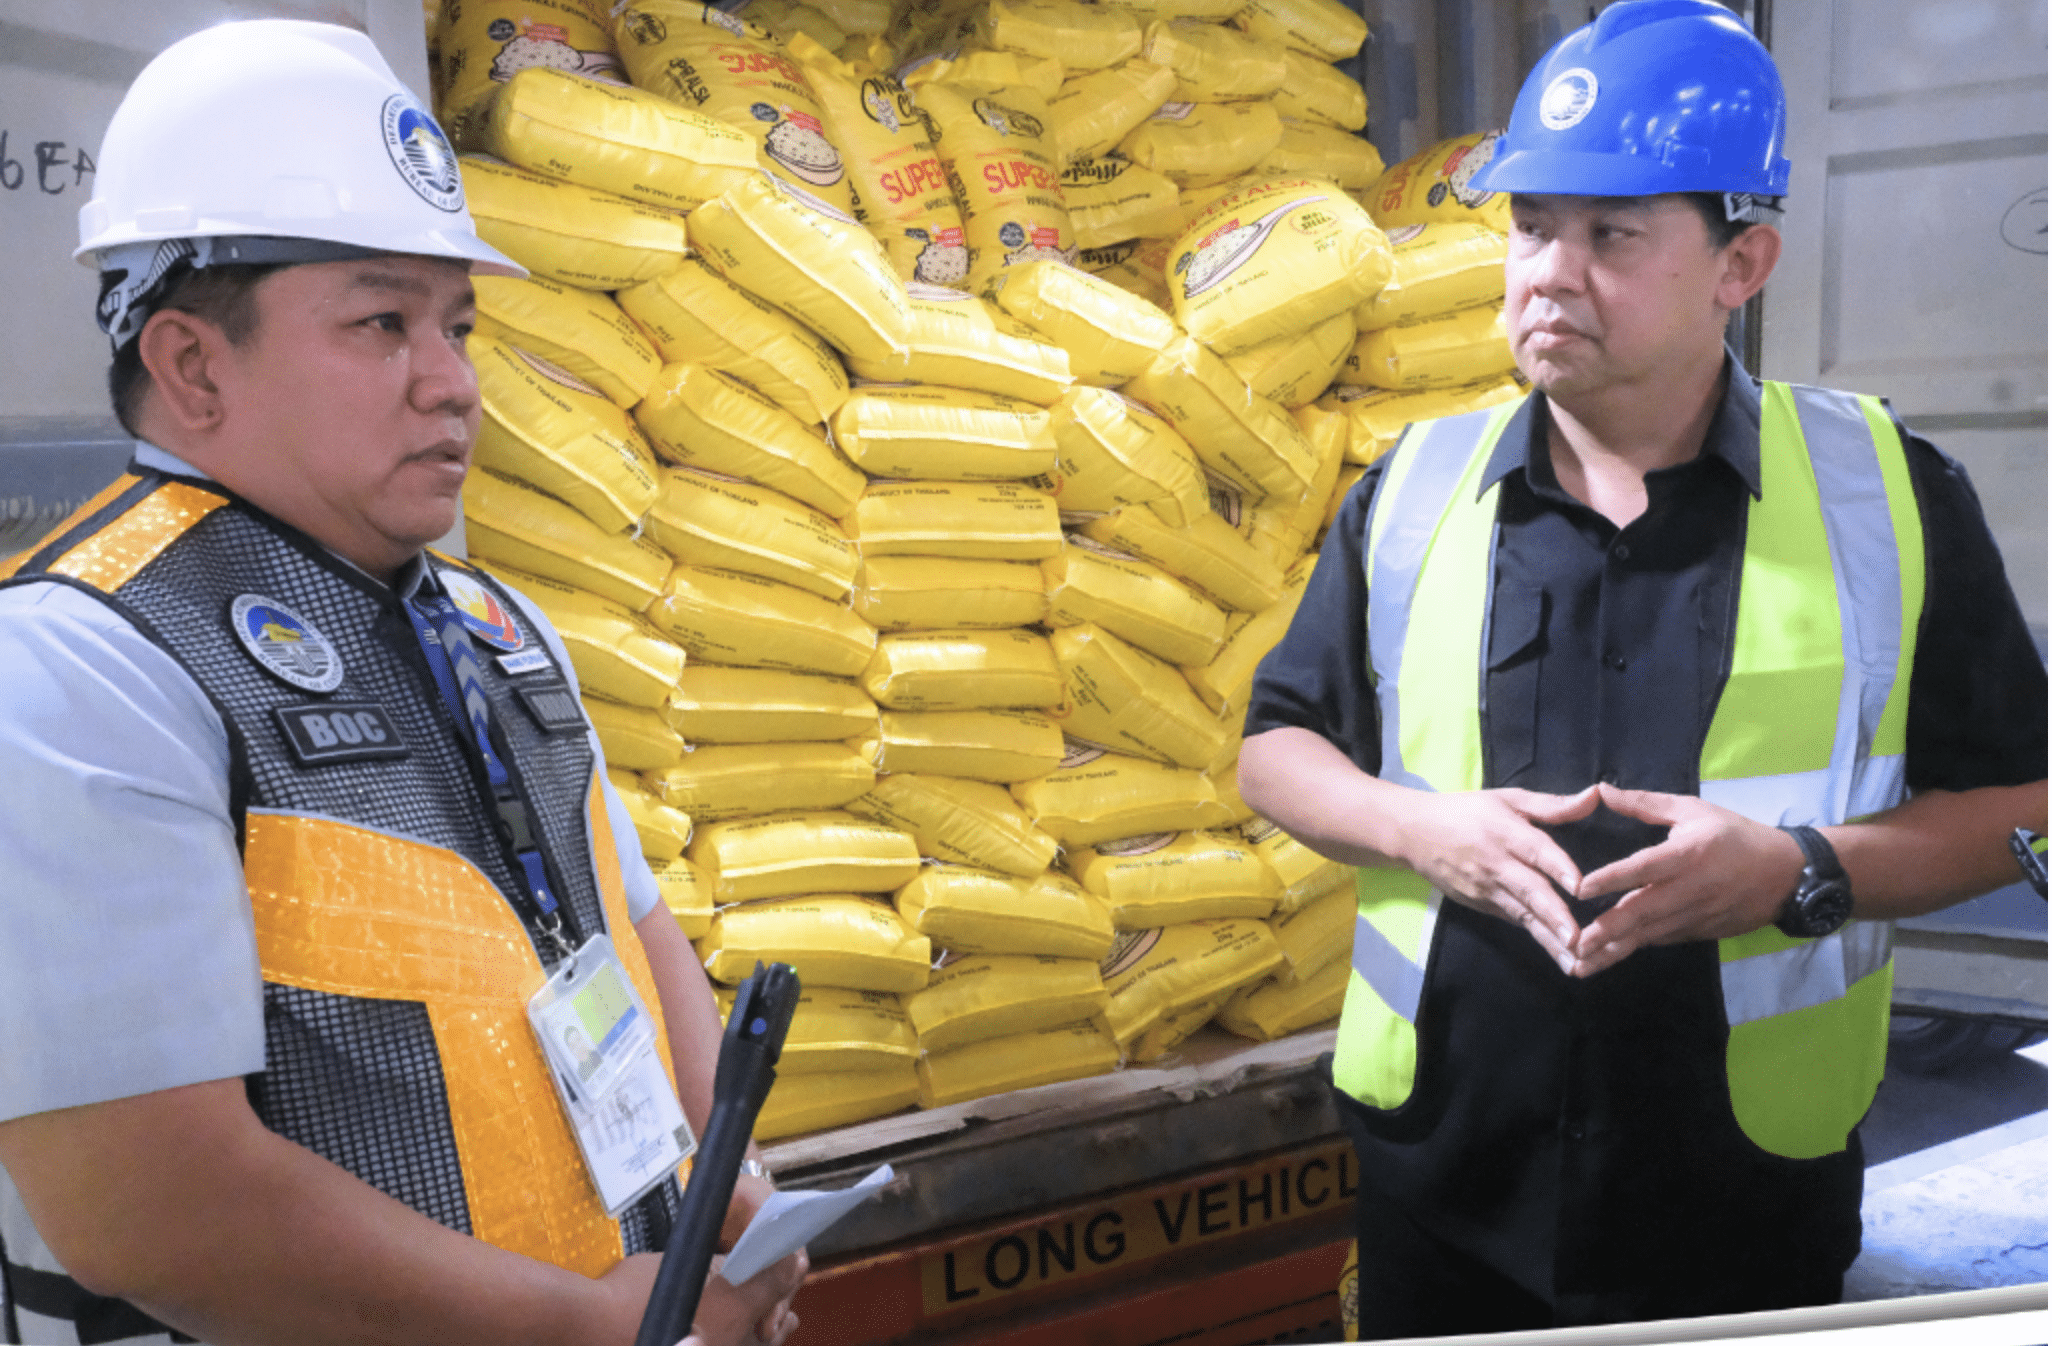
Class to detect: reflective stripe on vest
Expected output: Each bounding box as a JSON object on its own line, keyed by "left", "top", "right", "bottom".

{"left": 1332, "top": 384, "right": 1923, "bottom": 1159}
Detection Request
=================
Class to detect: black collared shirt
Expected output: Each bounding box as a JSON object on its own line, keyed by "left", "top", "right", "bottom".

{"left": 1244, "top": 362, "right": 2047, "bottom": 1304}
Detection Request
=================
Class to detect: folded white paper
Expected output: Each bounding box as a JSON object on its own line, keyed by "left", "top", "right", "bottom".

{"left": 718, "top": 1163, "right": 896, "bottom": 1285}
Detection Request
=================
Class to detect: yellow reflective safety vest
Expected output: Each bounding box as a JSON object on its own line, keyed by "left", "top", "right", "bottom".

{"left": 1333, "top": 383, "right": 1925, "bottom": 1160}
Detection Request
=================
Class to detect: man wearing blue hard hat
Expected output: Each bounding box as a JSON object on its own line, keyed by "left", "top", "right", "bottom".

{"left": 1242, "top": 0, "right": 2046, "bottom": 1333}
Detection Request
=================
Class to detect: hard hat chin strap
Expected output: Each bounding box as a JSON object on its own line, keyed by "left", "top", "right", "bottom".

{"left": 95, "top": 234, "right": 388, "bottom": 350}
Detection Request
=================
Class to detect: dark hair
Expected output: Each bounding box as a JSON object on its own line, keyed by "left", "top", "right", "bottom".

{"left": 108, "top": 262, "right": 288, "bottom": 436}
{"left": 1683, "top": 192, "right": 1755, "bottom": 249}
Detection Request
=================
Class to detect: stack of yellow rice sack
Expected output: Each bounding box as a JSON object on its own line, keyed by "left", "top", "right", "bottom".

{"left": 424, "top": 0, "right": 1528, "bottom": 1139}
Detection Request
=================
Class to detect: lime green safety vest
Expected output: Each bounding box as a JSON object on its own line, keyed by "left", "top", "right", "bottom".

{"left": 1334, "top": 382, "right": 1926, "bottom": 1160}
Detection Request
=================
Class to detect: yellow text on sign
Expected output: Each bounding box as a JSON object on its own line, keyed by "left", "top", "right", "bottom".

{"left": 919, "top": 1139, "right": 1357, "bottom": 1314}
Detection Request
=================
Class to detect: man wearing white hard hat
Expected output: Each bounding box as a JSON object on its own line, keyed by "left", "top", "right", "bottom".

{"left": 0, "top": 21, "right": 802, "bottom": 1346}
{"left": 1241, "top": 0, "right": 2045, "bottom": 1334}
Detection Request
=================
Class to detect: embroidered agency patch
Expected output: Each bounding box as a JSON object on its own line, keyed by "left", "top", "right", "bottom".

{"left": 440, "top": 570, "right": 526, "bottom": 652}
{"left": 231, "top": 595, "right": 345, "bottom": 693}
{"left": 516, "top": 682, "right": 587, "bottom": 734}
{"left": 274, "top": 703, "right": 410, "bottom": 766}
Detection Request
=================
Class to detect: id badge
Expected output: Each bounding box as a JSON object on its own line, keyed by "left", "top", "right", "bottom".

{"left": 528, "top": 934, "right": 698, "bottom": 1215}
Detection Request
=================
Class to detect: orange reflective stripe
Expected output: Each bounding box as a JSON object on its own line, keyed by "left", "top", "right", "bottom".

{"left": 41, "top": 480, "right": 226, "bottom": 590}
{"left": 0, "top": 473, "right": 149, "bottom": 581}
{"left": 587, "top": 776, "right": 681, "bottom": 1097}
{"left": 245, "top": 812, "right": 627, "bottom": 1276}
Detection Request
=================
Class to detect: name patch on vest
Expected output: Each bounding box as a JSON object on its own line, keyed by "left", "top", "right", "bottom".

{"left": 498, "top": 647, "right": 555, "bottom": 676}
{"left": 516, "top": 683, "right": 586, "bottom": 734}
{"left": 274, "top": 703, "right": 410, "bottom": 765}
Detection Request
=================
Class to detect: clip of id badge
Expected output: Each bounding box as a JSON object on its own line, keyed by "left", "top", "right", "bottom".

{"left": 529, "top": 934, "right": 697, "bottom": 1215}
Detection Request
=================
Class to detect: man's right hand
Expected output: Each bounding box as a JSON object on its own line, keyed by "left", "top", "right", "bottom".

{"left": 1389, "top": 785, "right": 1598, "bottom": 972}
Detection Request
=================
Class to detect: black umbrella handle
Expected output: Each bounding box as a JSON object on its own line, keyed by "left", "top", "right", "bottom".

{"left": 634, "top": 962, "right": 799, "bottom": 1346}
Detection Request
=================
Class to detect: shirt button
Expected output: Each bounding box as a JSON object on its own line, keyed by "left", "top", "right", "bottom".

{"left": 1604, "top": 650, "right": 1627, "bottom": 672}
{"left": 1566, "top": 1123, "right": 1586, "bottom": 1142}
{"left": 1612, "top": 542, "right": 1631, "bottom": 562}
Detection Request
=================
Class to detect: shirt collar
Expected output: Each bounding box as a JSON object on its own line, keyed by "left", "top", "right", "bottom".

{"left": 1477, "top": 350, "right": 1765, "bottom": 500}
{"left": 131, "top": 440, "right": 434, "bottom": 598}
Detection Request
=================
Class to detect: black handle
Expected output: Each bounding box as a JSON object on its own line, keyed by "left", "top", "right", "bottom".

{"left": 634, "top": 961, "right": 800, "bottom": 1346}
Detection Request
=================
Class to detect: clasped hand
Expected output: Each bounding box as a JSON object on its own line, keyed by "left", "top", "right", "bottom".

{"left": 1401, "top": 782, "right": 1803, "bottom": 977}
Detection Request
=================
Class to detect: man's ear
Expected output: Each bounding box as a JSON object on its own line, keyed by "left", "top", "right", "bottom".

{"left": 134, "top": 309, "right": 231, "bottom": 434}
{"left": 1716, "top": 223, "right": 1782, "bottom": 311}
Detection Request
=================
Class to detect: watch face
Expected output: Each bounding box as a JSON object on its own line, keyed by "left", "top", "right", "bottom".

{"left": 1793, "top": 876, "right": 1855, "bottom": 938}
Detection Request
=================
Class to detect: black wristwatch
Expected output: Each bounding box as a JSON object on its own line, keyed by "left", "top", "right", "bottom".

{"left": 1775, "top": 825, "right": 1854, "bottom": 939}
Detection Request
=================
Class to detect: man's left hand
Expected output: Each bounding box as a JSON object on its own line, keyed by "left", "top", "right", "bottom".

{"left": 721, "top": 1171, "right": 775, "bottom": 1252}
{"left": 1567, "top": 783, "right": 1805, "bottom": 977}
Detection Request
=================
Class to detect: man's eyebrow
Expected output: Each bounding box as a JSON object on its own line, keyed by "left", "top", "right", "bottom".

{"left": 346, "top": 270, "right": 476, "bottom": 312}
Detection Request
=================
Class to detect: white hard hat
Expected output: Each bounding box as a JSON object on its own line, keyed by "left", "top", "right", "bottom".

{"left": 78, "top": 19, "right": 522, "bottom": 342}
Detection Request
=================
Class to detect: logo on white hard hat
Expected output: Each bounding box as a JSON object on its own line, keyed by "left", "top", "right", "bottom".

{"left": 382, "top": 95, "right": 464, "bottom": 213}
{"left": 1539, "top": 67, "right": 1599, "bottom": 131}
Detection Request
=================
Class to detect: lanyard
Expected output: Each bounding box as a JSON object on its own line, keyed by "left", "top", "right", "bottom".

{"left": 403, "top": 586, "right": 577, "bottom": 960}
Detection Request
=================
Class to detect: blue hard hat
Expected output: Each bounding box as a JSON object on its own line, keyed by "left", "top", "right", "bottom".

{"left": 1469, "top": 0, "right": 1791, "bottom": 199}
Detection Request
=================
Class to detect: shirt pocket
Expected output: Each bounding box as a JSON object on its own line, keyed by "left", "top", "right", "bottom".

{"left": 1483, "top": 578, "right": 1547, "bottom": 785}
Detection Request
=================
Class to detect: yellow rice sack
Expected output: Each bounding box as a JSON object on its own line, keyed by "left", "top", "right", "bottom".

{"left": 853, "top": 556, "right": 1049, "bottom": 630}
{"left": 1075, "top": 237, "right": 1176, "bottom": 311}
{"left": 475, "top": 563, "right": 685, "bottom": 708}
{"left": 473, "top": 275, "right": 662, "bottom": 409}
{"left": 436, "top": 0, "right": 625, "bottom": 149}
{"left": 1266, "top": 882, "right": 1353, "bottom": 983}
{"left": 1366, "top": 131, "right": 1510, "bottom": 234}
{"left": 1217, "top": 955, "right": 1346, "bottom": 1040}
{"left": 844, "top": 481, "right": 1064, "bottom": 561}
{"left": 609, "top": 768, "right": 695, "bottom": 858}
{"left": 847, "top": 285, "right": 1071, "bottom": 404}
{"left": 586, "top": 696, "right": 685, "bottom": 771}
{"left": 731, "top": 0, "right": 850, "bottom": 50}
{"left": 896, "top": 866, "right": 1114, "bottom": 958}
{"left": 971, "top": 0, "right": 1142, "bottom": 70}
{"left": 1071, "top": 830, "right": 1277, "bottom": 928}
{"left": 987, "top": 259, "right": 1178, "bottom": 386}
{"left": 1128, "top": 988, "right": 1229, "bottom": 1061}
{"left": 612, "top": 1, "right": 858, "bottom": 213}
{"left": 1272, "top": 49, "right": 1366, "bottom": 131}
{"left": 1117, "top": 100, "right": 1283, "bottom": 187}
{"left": 1232, "top": 0, "right": 1365, "bottom": 61}
{"left": 1355, "top": 221, "right": 1506, "bottom": 330}
{"left": 463, "top": 469, "right": 673, "bottom": 611}
{"left": 1240, "top": 815, "right": 1349, "bottom": 915}
{"left": 917, "top": 1020, "right": 1119, "bottom": 1107}
{"left": 831, "top": 386, "right": 1057, "bottom": 480}
{"left": 1078, "top": 504, "right": 1284, "bottom": 613}
{"left": 1098, "top": 918, "right": 1285, "bottom": 1048}
{"left": 1255, "top": 120, "right": 1385, "bottom": 190}
{"left": 618, "top": 257, "right": 850, "bottom": 425}
{"left": 469, "top": 338, "right": 660, "bottom": 535}
{"left": 1138, "top": 20, "right": 1287, "bottom": 102}
{"left": 1344, "top": 305, "right": 1513, "bottom": 392}
{"left": 1121, "top": 335, "right": 1319, "bottom": 503}
{"left": 906, "top": 72, "right": 1075, "bottom": 295}
{"left": 1044, "top": 388, "right": 1209, "bottom": 529}
{"left": 1235, "top": 410, "right": 1341, "bottom": 564}
{"left": 910, "top": 47, "right": 1065, "bottom": 101}
{"left": 808, "top": 0, "right": 894, "bottom": 36}
{"left": 849, "top": 774, "right": 1059, "bottom": 876}
{"left": 653, "top": 855, "right": 714, "bottom": 938}
{"left": 665, "top": 666, "right": 877, "bottom": 742}
{"left": 787, "top": 36, "right": 971, "bottom": 286}
{"left": 906, "top": 953, "right": 1109, "bottom": 1051}
{"left": 634, "top": 365, "right": 865, "bottom": 518}
{"left": 757, "top": 1063, "right": 919, "bottom": 1137}
{"left": 1046, "top": 60, "right": 1179, "bottom": 166}
{"left": 867, "top": 709, "right": 1065, "bottom": 781}
{"left": 1181, "top": 557, "right": 1308, "bottom": 715}
{"left": 721, "top": 985, "right": 918, "bottom": 1074}
{"left": 698, "top": 894, "right": 931, "bottom": 991}
{"left": 647, "top": 468, "right": 859, "bottom": 600}
{"left": 1221, "top": 310, "right": 1355, "bottom": 409}
{"left": 1049, "top": 624, "right": 1230, "bottom": 770}
{"left": 1061, "top": 154, "right": 1182, "bottom": 249}
{"left": 652, "top": 741, "right": 876, "bottom": 819}
{"left": 648, "top": 566, "right": 876, "bottom": 676}
{"left": 1012, "top": 742, "right": 1223, "bottom": 847}
{"left": 1042, "top": 538, "right": 1225, "bottom": 667}
{"left": 1096, "top": 0, "right": 1243, "bottom": 17}
{"left": 685, "top": 172, "right": 913, "bottom": 364}
{"left": 482, "top": 66, "right": 757, "bottom": 210}
{"left": 1318, "top": 374, "right": 1524, "bottom": 466}
{"left": 688, "top": 810, "right": 922, "bottom": 900}
{"left": 459, "top": 155, "right": 687, "bottom": 290}
{"left": 862, "top": 629, "right": 1064, "bottom": 710}
{"left": 1166, "top": 178, "right": 1393, "bottom": 357}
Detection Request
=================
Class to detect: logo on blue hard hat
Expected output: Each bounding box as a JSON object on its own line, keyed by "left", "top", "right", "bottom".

{"left": 382, "top": 94, "right": 465, "bottom": 213}
{"left": 1539, "top": 67, "right": 1599, "bottom": 132}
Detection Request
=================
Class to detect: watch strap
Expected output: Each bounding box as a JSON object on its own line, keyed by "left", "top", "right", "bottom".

{"left": 1779, "top": 824, "right": 1844, "bottom": 881}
